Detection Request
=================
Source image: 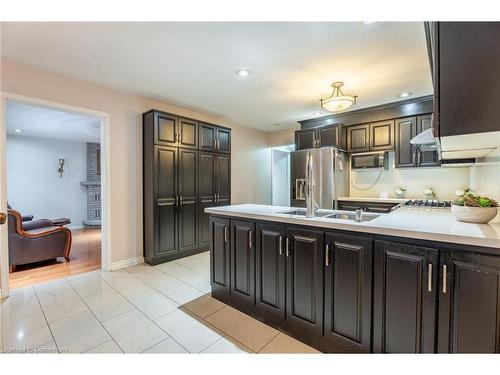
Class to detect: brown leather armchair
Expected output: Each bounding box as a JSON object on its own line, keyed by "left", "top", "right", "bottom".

{"left": 8, "top": 209, "right": 72, "bottom": 272}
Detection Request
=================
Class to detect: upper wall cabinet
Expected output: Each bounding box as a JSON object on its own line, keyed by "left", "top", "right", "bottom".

{"left": 427, "top": 22, "right": 500, "bottom": 138}
{"left": 178, "top": 117, "right": 198, "bottom": 149}
{"left": 154, "top": 112, "right": 178, "bottom": 146}
{"left": 347, "top": 120, "right": 394, "bottom": 153}
{"left": 395, "top": 114, "right": 440, "bottom": 168}
{"left": 295, "top": 124, "right": 345, "bottom": 150}
{"left": 199, "top": 122, "right": 231, "bottom": 154}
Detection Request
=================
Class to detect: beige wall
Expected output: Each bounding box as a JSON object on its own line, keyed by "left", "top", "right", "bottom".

{"left": 1, "top": 58, "right": 271, "bottom": 265}
{"left": 266, "top": 128, "right": 297, "bottom": 147}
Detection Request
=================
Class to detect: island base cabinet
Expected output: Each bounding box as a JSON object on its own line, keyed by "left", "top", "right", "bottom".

{"left": 438, "top": 250, "right": 500, "bottom": 353}
{"left": 373, "top": 240, "right": 438, "bottom": 353}
{"left": 255, "top": 223, "right": 286, "bottom": 320}
{"left": 284, "top": 227, "right": 324, "bottom": 340}
{"left": 210, "top": 217, "right": 230, "bottom": 300}
{"left": 324, "top": 232, "right": 373, "bottom": 352}
{"left": 230, "top": 220, "right": 256, "bottom": 306}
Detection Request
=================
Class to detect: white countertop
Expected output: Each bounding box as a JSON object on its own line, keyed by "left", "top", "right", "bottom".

{"left": 338, "top": 197, "right": 409, "bottom": 204}
{"left": 205, "top": 204, "right": 500, "bottom": 249}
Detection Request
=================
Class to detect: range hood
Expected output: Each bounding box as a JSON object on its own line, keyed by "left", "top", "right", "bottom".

{"left": 410, "top": 128, "right": 437, "bottom": 151}
{"left": 411, "top": 128, "right": 500, "bottom": 161}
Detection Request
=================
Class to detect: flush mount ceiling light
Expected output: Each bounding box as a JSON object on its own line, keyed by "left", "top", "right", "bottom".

{"left": 320, "top": 82, "right": 358, "bottom": 113}
{"left": 399, "top": 92, "right": 412, "bottom": 98}
{"left": 236, "top": 69, "right": 251, "bottom": 77}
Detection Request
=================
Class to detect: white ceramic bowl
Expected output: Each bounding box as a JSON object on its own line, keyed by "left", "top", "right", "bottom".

{"left": 451, "top": 205, "right": 498, "bottom": 224}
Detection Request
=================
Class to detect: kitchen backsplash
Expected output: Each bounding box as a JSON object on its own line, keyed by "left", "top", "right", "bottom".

{"left": 349, "top": 152, "right": 470, "bottom": 200}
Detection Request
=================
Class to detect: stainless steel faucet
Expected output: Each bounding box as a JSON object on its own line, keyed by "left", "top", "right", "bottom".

{"left": 305, "top": 150, "right": 318, "bottom": 218}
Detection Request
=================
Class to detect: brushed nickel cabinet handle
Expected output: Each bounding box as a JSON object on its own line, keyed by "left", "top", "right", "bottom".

{"left": 428, "top": 263, "right": 432, "bottom": 292}
{"left": 442, "top": 264, "right": 447, "bottom": 294}
{"left": 179, "top": 195, "right": 183, "bottom": 206}
{"left": 325, "top": 243, "right": 330, "bottom": 267}
{"left": 278, "top": 235, "right": 283, "bottom": 256}
{"left": 224, "top": 226, "right": 229, "bottom": 243}
{"left": 285, "top": 237, "right": 290, "bottom": 257}
{"left": 248, "top": 230, "right": 253, "bottom": 248}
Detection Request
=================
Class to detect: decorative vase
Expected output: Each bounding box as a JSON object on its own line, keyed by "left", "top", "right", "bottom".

{"left": 451, "top": 205, "right": 498, "bottom": 224}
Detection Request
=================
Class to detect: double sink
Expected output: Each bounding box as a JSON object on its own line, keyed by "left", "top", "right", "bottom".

{"left": 279, "top": 209, "right": 379, "bottom": 222}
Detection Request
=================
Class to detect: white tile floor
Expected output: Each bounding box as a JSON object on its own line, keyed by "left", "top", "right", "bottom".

{"left": 1, "top": 251, "right": 319, "bottom": 354}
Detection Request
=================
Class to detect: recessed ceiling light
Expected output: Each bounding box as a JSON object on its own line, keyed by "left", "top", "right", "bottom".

{"left": 313, "top": 112, "right": 322, "bottom": 116}
{"left": 362, "top": 21, "right": 376, "bottom": 25}
{"left": 14, "top": 129, "right": 22, "bottom": 133}
{"left": 236, "top": 69, "right": 251, "bottom": 77}
{"left": 399, "top": 92, "right": 412, "bottom": 98}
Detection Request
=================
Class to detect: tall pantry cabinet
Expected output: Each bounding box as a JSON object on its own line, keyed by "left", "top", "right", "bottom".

{"left": 143, "top": 109, "right": 231, "bottom": 265}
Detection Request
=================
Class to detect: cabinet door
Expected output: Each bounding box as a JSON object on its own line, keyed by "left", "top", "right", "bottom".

{"left": 373, "top": 240, "right": 438, "bottom": 353}
{"left": 439, "top": 23, "right": 500, "bottom": 137}
{"left": 317, "top": 125, "right": 338, "bottom": 148}
{"left": 295, "top": 129, "right": 316, "bottom": 150}
{"left": 230, "top": 220, "right": 256, "bottom": 305}
{"left": 256, "top": 223, "right": 286, "bottom": 319}
{"left": 154, "top": 146, "right": 178, "bottom": 257}
{"left": 216, "top": 154, "right": 231, "bottom": 206}
{"left": 347, "top": 124, "right": 370, "bottom": 153}
{"left": 438, "top": 250, "right": 500, "bottom": 353}
{"left": 154, "top": 112, "right": 178, "bottom": 146}
{"left": 395, "top": 117, "right": 417, "bottom": 168}
{"left": 178, "top": 148, "right": 198, "bottom": 252}
{"left": 210, "top": 216, "right": 230, "bottom": 296}
{"left": 178, "top": 118, "right": 198, "bottom": 149}
{"left": 199, "top": 123, "right": 217, "bottom": 152}
{"left": 285, "top": 227, "right": 324, "bottom": 337}
{"left": 370, "top": 120, "right": 394, "bottom": 151}
{"left": 324, "top": 232, "right": 373, "bottom": 352}
{"left": 198, "top": 152, "right": 216, "bottom": 249}
{"left": 416, "top": 114, "right": 440, "bottom": 167}
{"left": 216, "top": 127, "right": 231, "bottom": 154}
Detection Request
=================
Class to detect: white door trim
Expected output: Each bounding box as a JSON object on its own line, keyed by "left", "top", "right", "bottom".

{"left": 0, "top": 92, "right": 112, "bottom": 298}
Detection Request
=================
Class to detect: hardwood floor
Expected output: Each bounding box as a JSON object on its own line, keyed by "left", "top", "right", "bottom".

{"left": 9, "top": 228, "right": 101, "bottom": 289}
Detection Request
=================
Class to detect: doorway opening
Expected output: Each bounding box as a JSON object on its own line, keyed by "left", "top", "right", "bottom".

{"left": 271, "top": 144, "right": 295, "bottom": 206}
{"left": 0, "top": 95, "right": 110, "bottom": 294}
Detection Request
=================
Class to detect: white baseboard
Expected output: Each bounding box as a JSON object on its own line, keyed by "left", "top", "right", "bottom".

{"left": 110, "top": 256, "right": 144, "bottom": 271}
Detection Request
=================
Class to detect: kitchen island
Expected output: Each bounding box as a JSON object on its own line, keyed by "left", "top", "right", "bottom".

{"left": 206, "top": 204, "right": 500, "bottom": 353}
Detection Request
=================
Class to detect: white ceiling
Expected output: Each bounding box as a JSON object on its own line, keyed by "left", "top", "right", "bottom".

{"left": 1, "top": 22, "right": 433, "bottom": 131}
{"left": 6, "top": 100, "right": 101, "bottom": 143}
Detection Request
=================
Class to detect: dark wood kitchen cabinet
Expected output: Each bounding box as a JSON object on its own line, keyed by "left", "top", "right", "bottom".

{"left": 285, "top": 227, "right": 324, "bottom": 337}
{"left": 395, "top": 115, "right": 439, "bottom": 168}
{"left": 324, "top": 232, "right": 373, "bottom": 352}
{"left": 230, "top": 220, "right": 256, "bottom": 305}
{"left": 416, "top": 114, "right": 440, "bottom": 167}
{"left": 347, "top": 124, "right": 370, "bottom": 153}
{"left": 373, "top": 239, "right": 438, "bottom": 353}
{"left": 177, "top": 148, "right": 198, "bottom": 253}
{"left": 256, "top": 223, "right": 286, "bottom": 319}
{"left": 210, "top": 216, "right": 230, "bottom": 299}
{"left": 197, "top": 152, "right": 231, "bottom": 250}
{"left": 199, "top": 122, "right": 231, "bottom": 154}
{"left": 144, "top": 109, "right": 231, "bottom": 265}
{"left": 347, "top": 121, "right": 393, "bottom": 153}
{"left": 438, "top": 250, "right": 500, "bottom": 353}
{"left": 395, "top": 117, "right": 417, "bottom": 168}
{"left": 152, "top": 145, "right": 178, "bottom": 259}
{"left": 295, "top": 125, "right": 345, "bottom": 150}
{"left": 369, "top": 120, "right": 394, "bottom": 151}
{"left": 178, "top": 117, "right": 198, "bottom": 149}
{"left": 427, "top": 22, "right": 500, "bottom": 138}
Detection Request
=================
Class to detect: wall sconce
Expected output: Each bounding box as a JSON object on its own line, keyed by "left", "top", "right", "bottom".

{"left": 58, "top": 159, "right": 65, "bottom": 178}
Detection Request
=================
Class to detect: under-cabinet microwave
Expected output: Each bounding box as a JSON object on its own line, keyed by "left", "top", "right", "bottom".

{"left": 351, "top": 151, "right": 389, "bottom": 170}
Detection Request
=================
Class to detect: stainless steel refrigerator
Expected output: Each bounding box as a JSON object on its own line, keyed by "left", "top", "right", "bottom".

{"left": 290, "top": 147, "right": 348, "bottom": 209}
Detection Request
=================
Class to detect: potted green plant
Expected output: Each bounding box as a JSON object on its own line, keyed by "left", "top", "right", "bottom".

{"left": 452, "top": 189, "right": 498, "bottom": 224}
